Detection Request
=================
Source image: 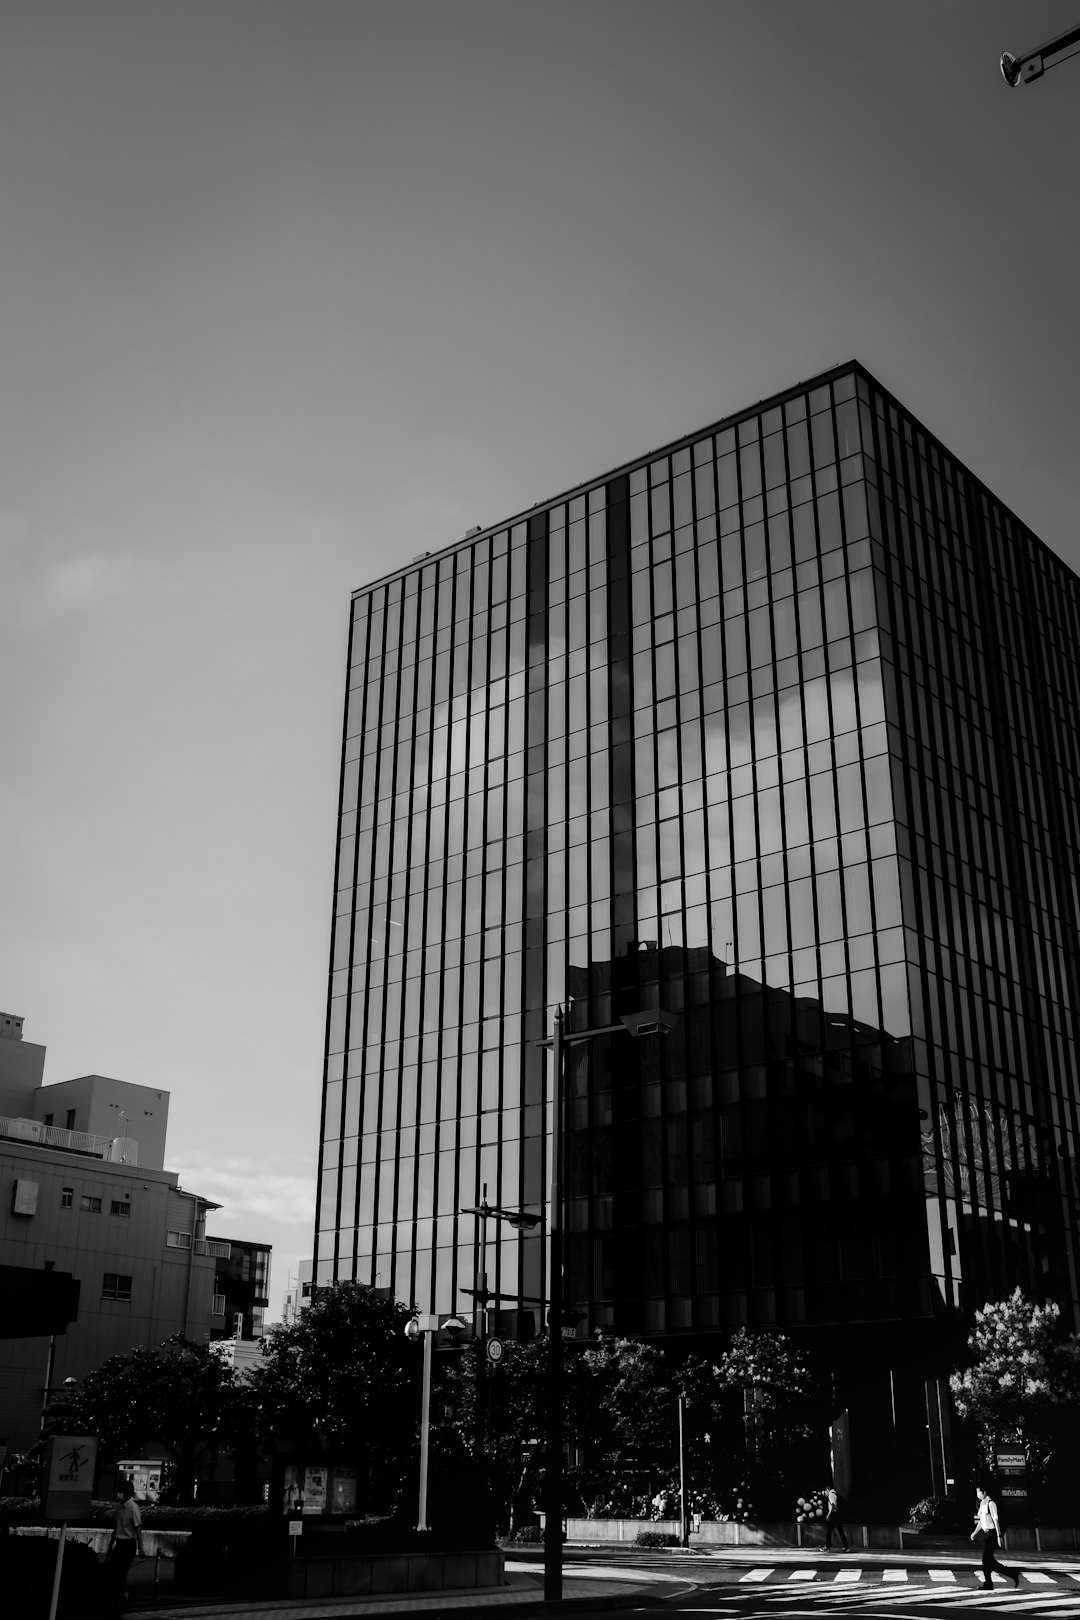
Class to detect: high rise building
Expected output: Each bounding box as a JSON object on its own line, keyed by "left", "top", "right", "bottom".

{"left": 314, "top": 362, "right": 1080, "bottom": 1500}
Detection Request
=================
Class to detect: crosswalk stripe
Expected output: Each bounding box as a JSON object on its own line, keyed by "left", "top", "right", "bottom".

{"left": 1025, "top": 1574, "right": 1057, "bottom": 1584}
{"left": 740, "top": 1568, "right": 773, "bottom": 1582}
{"left": 834, "top": 1570, "right": 864, "bottom": 1583}
{"left": 788, "top": 1569, "right": 818, "bottom": 1581}
{"left": 883, "top": 1570, "right": 909, "bottom": 1582}
{"left": 930, "top": 1569, "right": 959, "bottom": 1581}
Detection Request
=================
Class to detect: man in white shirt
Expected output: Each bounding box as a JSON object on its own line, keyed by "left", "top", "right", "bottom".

{"left": 106, "top": 1478, "right": 145, "bottom": 1613}
{"left": 971, "top": 1485, "right": 1020, "bottom": 1590}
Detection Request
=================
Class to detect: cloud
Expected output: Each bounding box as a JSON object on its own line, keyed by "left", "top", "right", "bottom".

{"left": 171, "top": 1152, "right": 315, "bottom": 1227}
{"left": 46, "top": 550, "right": 133, "bottom": 606}
{"left": 0, "top": 508, "right": 137, "bottom": 629}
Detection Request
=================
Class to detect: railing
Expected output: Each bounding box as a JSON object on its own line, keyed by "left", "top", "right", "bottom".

{"left": 0, "top": 1115, "right": 112, "bottom": 1158}
{"left": 194, "top": 1239, "right": 232, "bottom": 1258}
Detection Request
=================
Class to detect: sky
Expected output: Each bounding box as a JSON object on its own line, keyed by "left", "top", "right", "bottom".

{"left": 1, "top": 1, "right": 1077, "bottom": 1321}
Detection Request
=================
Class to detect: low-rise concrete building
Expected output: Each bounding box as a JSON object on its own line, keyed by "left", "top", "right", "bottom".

{"left": 0, "top": 1014, "right": 226, "bottom": 1456}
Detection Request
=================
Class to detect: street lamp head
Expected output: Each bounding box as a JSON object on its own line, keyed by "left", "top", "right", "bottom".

{"left": 440, "top": 1316, "right": 467, "bottom": 1340}
{"left": 1000, "top": 50, "right": 1021, "bottom": 86}
{"left": 505, "top": 1211, "right": 541, "bottom": 1232}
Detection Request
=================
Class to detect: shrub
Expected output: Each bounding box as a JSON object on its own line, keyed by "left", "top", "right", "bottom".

{"left": 795, "top": 1489, "right": 829, "bottom": 1523}
{"left": 510, "top": 1523, "right": 542, "bottom": 1543}
{"left": 710, "top": 1482, "right": 754, "bottom": 1523}
{"left": 909, "top": 1496, "right": 964, "bottom": 1533}
{"left": 636, "top": 1528, "right": 680, "bottom": 1548}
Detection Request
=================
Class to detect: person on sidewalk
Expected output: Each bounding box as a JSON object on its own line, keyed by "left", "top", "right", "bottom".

{"left": 105, "top": 1478, "right": 145, "bottom": 1613}
{"left": 824, "top": 1486, "right": 849, "bottom": 1552}
{"left": 970, "top": 1484, "right": 1019, "bottom": 1590}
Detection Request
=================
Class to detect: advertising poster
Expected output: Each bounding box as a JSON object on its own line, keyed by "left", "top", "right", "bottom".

{"left": 332, "top": 1466, "right": 358, "bottom": 1515}
{"left": 303, "top": 1464, "right": 328, "bottom": 1514}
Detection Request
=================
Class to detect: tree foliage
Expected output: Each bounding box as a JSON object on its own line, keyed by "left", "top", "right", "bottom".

{"left": 472, "top": 1328, "right": 828, "bottom": 1528}
{"left": 50, "top": 1335, "right": 248, "bottom": 1503}
{"left": 949, "top": 1288, "right": 1080, "bottom": 1486}
{"left": 249, "top": 1281, "right": 418, "bottom": 1507}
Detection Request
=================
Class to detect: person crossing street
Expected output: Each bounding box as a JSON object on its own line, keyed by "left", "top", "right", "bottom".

{"left": 971, "top": 1484, "right": 1020, "bottom": 1590}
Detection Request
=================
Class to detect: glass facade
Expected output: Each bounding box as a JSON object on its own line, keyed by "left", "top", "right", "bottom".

{"left": 315, "top": 363, "right": 1080, "bottom": 1369}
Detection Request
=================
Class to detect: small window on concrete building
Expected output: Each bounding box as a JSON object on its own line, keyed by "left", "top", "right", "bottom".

{"left": 44, "top": 1113, "right": 54, "bottom": 1127}
{"left": 61, "top": 1187, "right": 73, "bottom": 1209}
{"left": 65, "top": 1109, "right": 76, "bottom": 1130}
{"left": 166, "top": 1229, "right": 192, "bottom": 1249}
{"left": 110, "top": 1199, "right": 131, "bottom": 1217}
{"left": 211, "top": 1294, "right": 226, "bottom": 1316}
{"left": 102, "top": 1273, "right": 132, "bottom": 1301}
{"left": 80, "top": 1195, "right": 102, "bottom": 1213}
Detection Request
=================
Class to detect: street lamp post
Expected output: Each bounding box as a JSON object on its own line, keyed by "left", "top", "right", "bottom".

{"left": 460, "top": 1189, "right": 541, "bottom": 1478}
{"left": 404, "top": 1314, "right": 437, "bottom": 1532}
{"left": 540, "top": 1003, "right": 677, "bottom": 1602}
{"left": 544, "top": 1005, "right": 565, "bottom": 1603}
{"left": 404, "top": 1313, "right": 466, "bottom": 1532}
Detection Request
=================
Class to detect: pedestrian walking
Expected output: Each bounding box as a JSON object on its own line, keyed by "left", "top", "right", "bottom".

{"left": 970, "top": 1485, "right": 1019, "bottom": 1590}
{"left": 105, "top": 1478, "right": 145, "bottom": 1613}
{"left": 824, "top": 1485, "right": 849, "bottom": 1552}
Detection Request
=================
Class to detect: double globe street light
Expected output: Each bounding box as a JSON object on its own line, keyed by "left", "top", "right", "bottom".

{"left": 403, "top": 1312, "right": 466, "bottom": 1532}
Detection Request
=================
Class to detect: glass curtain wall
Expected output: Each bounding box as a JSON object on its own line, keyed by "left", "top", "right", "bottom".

{"left": 314, "top": 361, "right": 1080, "bottom": 1342}
{"left": 865, "top": 384, "right": 1080, "bottom": 1325}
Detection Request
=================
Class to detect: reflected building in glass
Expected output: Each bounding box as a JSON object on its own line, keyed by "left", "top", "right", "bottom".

{"left": 315, "top": 362, "right": 1080, "bottom": 1501}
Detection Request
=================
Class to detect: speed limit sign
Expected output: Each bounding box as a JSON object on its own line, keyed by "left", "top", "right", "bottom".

{"left": 486, "top": 1336, "right": 505, "bottom": 1364}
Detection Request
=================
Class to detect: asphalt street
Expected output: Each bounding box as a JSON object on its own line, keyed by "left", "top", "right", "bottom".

{"left": 529, "top": 1549, "right": 1080, "bottom": 1620}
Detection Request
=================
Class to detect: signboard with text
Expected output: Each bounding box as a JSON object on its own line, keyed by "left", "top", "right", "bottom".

{"left": 996, "top": 1447, "right": 1029, "bottom": 1513}
{"left": 43, "top": 1435, "right": 98, "bottom": 1522}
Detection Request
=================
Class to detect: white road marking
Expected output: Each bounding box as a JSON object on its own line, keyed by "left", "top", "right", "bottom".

{"left": 740, "top": 1568, "right": 774, "bottom": 1582}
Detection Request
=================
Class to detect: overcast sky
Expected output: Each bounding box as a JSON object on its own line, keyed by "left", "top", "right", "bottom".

{"left": 1, "top": 1, "right": 1076, "bottom": 1319}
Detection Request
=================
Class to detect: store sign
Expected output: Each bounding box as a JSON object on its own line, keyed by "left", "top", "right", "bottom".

{"left": 995, "top": 1449, "right": 1026, "bottom": 1474}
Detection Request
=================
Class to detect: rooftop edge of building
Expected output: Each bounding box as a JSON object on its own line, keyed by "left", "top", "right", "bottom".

{"left": 349, "top": 356, "right": 1059, "bottom": 604}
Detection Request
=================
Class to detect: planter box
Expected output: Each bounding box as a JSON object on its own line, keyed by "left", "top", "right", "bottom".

{"left": 285, "top": 1547, "right": 504, "bottom": 1599}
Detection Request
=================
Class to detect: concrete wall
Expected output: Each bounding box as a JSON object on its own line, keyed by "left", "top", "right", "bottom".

{"left": 286, "top": 1548, "right": 505, "bottom": 1598}
{"left": 565, "top": 1518, "right": 902, "bottom": 1549}
{"left": 33, "top": 1075, "right": 170, "bottom": 1172}
{"left": 0, "top": 1037, "right": 47, "bottom": 1120}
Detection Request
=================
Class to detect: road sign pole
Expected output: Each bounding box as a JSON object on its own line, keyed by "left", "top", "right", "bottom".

{"left": 47, "top": 1523, "right": 67, "bottom": 1620}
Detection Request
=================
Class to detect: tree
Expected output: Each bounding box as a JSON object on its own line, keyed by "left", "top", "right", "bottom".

{"left": 50, "top": 1335, "right": 249, "bottom": 1502}
{"left": 250, "top": 1281, "right": 418, "bottom": 1511}
{"left": 949, "top": 1288, "right": 1080, "bottom": 1496}
{"left": 677, "top": 1330, "right": 829, "bottom": 1516}
{"left": 568, "top": 1337, "right": 679, "bottom": 1518}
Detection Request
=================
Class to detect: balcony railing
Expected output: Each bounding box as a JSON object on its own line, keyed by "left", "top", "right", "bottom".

{"left": 196, "top": 1239, "right": 232, "bottom": 1259}
{"left": 0, "top": 1115, "right": 112, "bottom": 1158}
